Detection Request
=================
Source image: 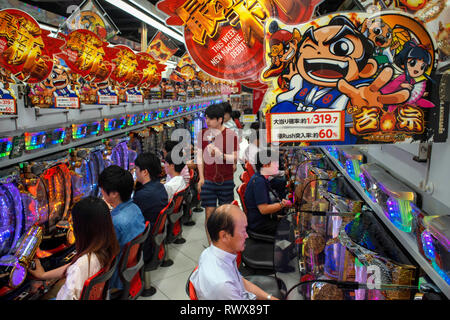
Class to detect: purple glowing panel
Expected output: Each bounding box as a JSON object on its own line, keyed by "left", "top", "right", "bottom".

{"left": 0, "top": 183, "right": 23, "bottom": 256}
{"left": 10, "top": 263, "right": 26, "bottom": 287}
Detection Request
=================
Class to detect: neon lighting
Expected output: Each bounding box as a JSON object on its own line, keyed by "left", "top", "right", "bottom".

{"left": 385, "top": 197, "right": 413, "bottom": 232}
{"left": 117, "top": 117, "right": 126, "bottom": 129}
{"left": 88, "top": 121, "right": 101, "bottom": 136}
{"left": 421, "top": 230, "right": 436, "bottom": 260}
{"left": 72, "top": 124, "right": 88, "bottom": 140}
{"left": 0, "top": 137, "right": 13, "bottom": 158}
{"left": 24, "top": 131, "right": 46, "bottom": 151}
{"left": 137, "top": 113, "right": 145, "bottom": 124}
{"left": 104, "top": 118, "right": 117, "bottom": 132}
{"left": 346, "top": 159, "right": 361, "bottom": 182}
{"left": 127, "top": 114, "right": 137, "bottom": 127}
{"left": 144, "top": 112, "right": 153, "bottom": 122}
{"left": 50, "top": 128, "right": 66, "bottom": 145}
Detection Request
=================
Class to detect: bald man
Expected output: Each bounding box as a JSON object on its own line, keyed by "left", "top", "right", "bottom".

{"left": 190, "top": 204, "right": 279, "bottom": 300}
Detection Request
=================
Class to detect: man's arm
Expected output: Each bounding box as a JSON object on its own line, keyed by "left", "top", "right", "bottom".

{"left": 243, "top": 278, "right": 279, "bottom": 300}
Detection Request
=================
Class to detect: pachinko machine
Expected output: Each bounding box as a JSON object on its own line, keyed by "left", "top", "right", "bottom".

{"left": 0, "top": 155, "right": 77, "bottom": 299}
{"left": 276, "top": 147, "right": 421, "bottom": 300}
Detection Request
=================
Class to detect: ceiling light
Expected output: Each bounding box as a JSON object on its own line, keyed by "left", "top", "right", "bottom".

{"left": 39, "top": 23, "right": 58, "bottom": 33}
{"left": 129, "top": 0, "right": 183, "bottom": 37}
{"left": 104, "top": 0, "right": 184, "bottom": 43}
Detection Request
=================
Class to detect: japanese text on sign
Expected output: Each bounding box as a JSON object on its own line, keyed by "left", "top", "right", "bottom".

{"left": 55, "top": 97, "right": 79, "bottom": 109}
{"left": 267, "top": 111, "right": 344, "bottom": 143}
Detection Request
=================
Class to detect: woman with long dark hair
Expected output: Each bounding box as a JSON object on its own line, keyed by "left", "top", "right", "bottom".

{"left": 29, "top": 197, "right": 120, "bottom": 300}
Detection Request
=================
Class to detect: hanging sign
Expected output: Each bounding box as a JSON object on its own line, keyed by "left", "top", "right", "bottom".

{"left": 0, "top": 67, "right": 16, "bottom": 114}
{"left": 263, "top": 11, "right": 448, "bottom": 145}
{"left": 147, "top": 31, "right": 179, "bottom": 63}
{"left": 156, "top": 0, "right": 323, "bottom": 81}
{"left": 0, "top": 9, "right": 64, "bottom": 84}
{"left": 58, "top": 29, "right": 114, "bottom": 83}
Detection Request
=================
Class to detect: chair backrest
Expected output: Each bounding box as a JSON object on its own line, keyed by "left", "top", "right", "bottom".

{"left": 146, "top": 200, "right": 173, "bottom": 266}
{"left": 237, "top": 183, "right": 248, "bottom": 214}
{"left": 171, "top": 186, "right": 188, "bottom": 214}
{"left": 80, "top": 255, "right": 119, "bottom": 300}
{"left": 245, "top": 161, "right": 255, "bottom": 177}
{"left": 186, "top": 266, "right": 199, "bottom": 300}
{"left": 118, "top": 221, "right": 150, "bottom": 299}
{"left": 240, "top": 171, "right": 250, "bottom": 184}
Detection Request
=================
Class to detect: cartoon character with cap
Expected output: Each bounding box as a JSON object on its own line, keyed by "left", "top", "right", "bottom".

{"left": 270, "top": 15, "right": 410, "bottom": 114}
{"left": 263, "top": 21, "right": 302, "bottom": 90}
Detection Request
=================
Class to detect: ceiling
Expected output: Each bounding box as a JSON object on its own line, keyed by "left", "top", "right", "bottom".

{"left": 20, "top": 0, "right": 353, "bottom": 58}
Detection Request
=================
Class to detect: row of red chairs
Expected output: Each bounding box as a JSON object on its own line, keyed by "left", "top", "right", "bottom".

{"left": 80, "top": 169, "right": 199, "bottom": 300}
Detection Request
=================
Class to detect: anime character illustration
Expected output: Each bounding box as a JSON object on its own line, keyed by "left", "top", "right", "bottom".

{"left": 263, "top": 21, "right": 302, "bottom": 90}
{"left": 50, "top": 65, "right": 78, "bottom": 98}
{"left": 0, "top": 67, "right": 15, "bottom": 100}
{"left": 360, "top": 17, "right": 400, "bottom": 66}
{"left": 269, "top": 15, "right": 410, "bottom": 114}
{"left": 381, "top": 40, "right": 435, "bottom": 112}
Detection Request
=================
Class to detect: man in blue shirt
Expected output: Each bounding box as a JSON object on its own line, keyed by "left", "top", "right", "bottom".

{"left": 244, "top": 149, "right": 292, "bottom": 236}
{"left": 98, "top": 165, "right": 146, "bottom": 291}
{"left": 133, "top": 152, "right": 169, "bottom": 262}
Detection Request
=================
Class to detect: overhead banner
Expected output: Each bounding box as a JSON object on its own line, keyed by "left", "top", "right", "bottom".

{"left": 147, "top": 31, "right": 179, "bottom": 63}
{"left": 156, "top": 0, "right": 323, "bottom": 81}
{"left": 0, "top": 9, "right": 64, "bottom": 84}
{"left": 263, "top": 11, "right": 448, "bottom": 146}
{"left": 58, "top": 0, "right": 119, "bottom": 40}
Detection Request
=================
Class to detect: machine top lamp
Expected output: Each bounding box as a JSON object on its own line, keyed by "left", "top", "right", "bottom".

{"left": 144, "top": 111, "right": 153, "bottom": 122}
{"left": 104, "top": 118, "right": 117, "bottom": 132}
{"left": 360, "top": 163, "right": 416, "bottom": 233}
{"left": 0, "top": 137, "right": 13, "bottom": 159}
{"left": 341, "top": 148, "right": 365, "bottom": 182}
{"left": 48, "top": 128, "right": 66, "bottom": 145}
{"left": 24, "top": 131, "right": 47, "bottom": 152}
{"left": 72, "top": 123, "right": 88, "bottom": 140}
{"left": 127, "top": 114, "right": 138, "bottom": 127}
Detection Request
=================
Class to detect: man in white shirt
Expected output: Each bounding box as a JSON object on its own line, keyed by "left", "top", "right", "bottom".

{"left": 163, "top": 140, "right": 190, "bottom": 185}
{"left": 164, "top": 152, "right": 187, "bottom": 200}
{"left": 190, "top": 204, "right": 279, "bottom": 300}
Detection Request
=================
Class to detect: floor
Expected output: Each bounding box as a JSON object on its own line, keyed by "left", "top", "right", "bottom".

{"left": 138, "top": 148, "right": 300, "bottom": 300}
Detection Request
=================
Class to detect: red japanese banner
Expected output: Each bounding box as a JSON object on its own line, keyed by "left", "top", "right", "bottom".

{"left": 156, "top": 0, "right": 323, "bottom": 81}
{"left": 57, "top": 29, "right": 114, "bottom": 83}
{"left": 109, "top": 45, "right": 143, "bottom": 88}
{"left": 0, "top": 9, "right": 65, "bottom": 84}
{"left": 136, "top": 52, "right": 166, "bottom": 88}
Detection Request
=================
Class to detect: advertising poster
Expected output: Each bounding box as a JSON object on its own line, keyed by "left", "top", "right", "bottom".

{"left": 263, "top": 11, "right": 448, "bottom": 146}
{"left": 0, "top": 9, "right": 64, "bottom": 84}
{"left": 109, "top": 45, "right": 144, "bottom": 103}
{"left": 156, "top": 0, "right": 323, "bottom": 81}
{"left": 147, "top": 31, "right": 179, "bottom": 63}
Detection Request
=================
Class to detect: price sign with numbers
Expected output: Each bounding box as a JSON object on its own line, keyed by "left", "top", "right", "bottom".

{"left": 266, "top": 111, "right": 344, "bottom": 143}
{"left": 0, "top": 98, "right": 16, "bottom": 114}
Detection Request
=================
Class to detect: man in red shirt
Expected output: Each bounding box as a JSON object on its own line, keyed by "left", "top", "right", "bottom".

{"left": 197, "top": 102, "right": 238, "bottom": 244}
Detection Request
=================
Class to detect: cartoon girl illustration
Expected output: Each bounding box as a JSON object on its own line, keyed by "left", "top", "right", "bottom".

{"left": 381, "top": 40, "right": 435, "bottom": 112}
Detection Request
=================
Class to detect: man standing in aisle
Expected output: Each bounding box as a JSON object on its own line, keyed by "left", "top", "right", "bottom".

{"left": 197, "top": 102, "right": 238, "bottom": 244}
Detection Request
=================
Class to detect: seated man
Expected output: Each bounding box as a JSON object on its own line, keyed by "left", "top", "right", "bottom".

{"left": 98, "top": 165, "right": 146, "bottom": 290}
{"left": 163, "top": 140, "right": 190, "bottom": 185}
{"left": 133, "top": 152, "right": 169, "bottom": 227}
{"left": 190, "top": 204, "right": 279, "bottom": 300}
{"left": 163, "top": 152, "right": 187, "bottom": 200}
{"left": 244, "top": 149, "right": 292, "bottom": 236}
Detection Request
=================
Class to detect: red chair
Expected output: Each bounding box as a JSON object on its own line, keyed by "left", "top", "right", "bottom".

{"left": 185, "top": 266, "right": 199, "bottom": 300}
{"left": 80, "top": 256, "right": 119, "bottom": 300}
{"left": 142, "top": 201, "right": 174, "bottom": 297}
{"left": 237, "top": 183, "right": 248, "bottom": 214}
{"left": 114, "top": 221, "right": 151, "bottom": 300}
{"left": 244, "top": 161, "right": 255, "bottom": 177}
{"left": 240, "top": 170, "right": 251, "bottom": 184}
{"left": 166, "top": 186, "right": 189, "bottom": 245}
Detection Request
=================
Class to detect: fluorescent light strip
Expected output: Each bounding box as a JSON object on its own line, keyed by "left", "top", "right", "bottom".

{"left": 39, "top": 23, "right": 58, "bottom": 33}
{"left": 129, "top": 0, "right": 183, "bottom": 37}
{"left": 104, "top": 0, "right": 184, "bottom": 43}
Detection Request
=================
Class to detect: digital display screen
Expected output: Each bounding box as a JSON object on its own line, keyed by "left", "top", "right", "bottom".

{"left": 87, "top": 121, "right": 102, "bottom": 136}
{"left": 0, "top": 137, "right": 13, "bottom": 159}
{"left": 49, "top": 128, "right": 66, "bottom": 145}
{"left": 24, "top": 131, "right": 47, "bottom": 152}
{"left": 104, "top": 118, "right": 117, "bottom": 132}
{"left": 72, "top": 124, "right": 88, "bottom": 140}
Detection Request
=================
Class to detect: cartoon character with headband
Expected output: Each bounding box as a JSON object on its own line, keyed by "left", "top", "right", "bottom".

{"left": 270, "top": 15, "right": 410, "bottom": 114}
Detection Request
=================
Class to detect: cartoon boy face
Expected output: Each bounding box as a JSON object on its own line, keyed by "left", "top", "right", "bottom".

{"left": 50, "top": 67, "right": 70, "bottom": 89}
{"left": 297, "top": 18, "right": 377, "bottom": 87}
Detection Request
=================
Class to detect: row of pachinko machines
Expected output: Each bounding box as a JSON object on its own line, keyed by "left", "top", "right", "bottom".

{"left": 0, "top": 113, "right": 206, "bottom": 300}
{"left": 275, "top": 147, "right": 448, "bottom": 300}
